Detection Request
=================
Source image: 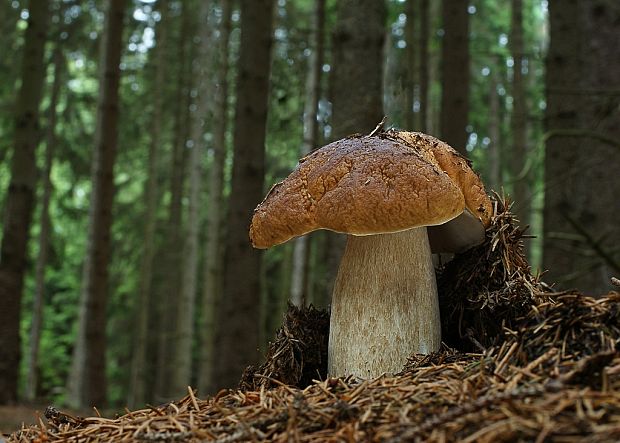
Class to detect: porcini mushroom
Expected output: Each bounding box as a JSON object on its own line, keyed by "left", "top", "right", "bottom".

{"left": 250, "top": 131, "right": 491, "bottom": 378}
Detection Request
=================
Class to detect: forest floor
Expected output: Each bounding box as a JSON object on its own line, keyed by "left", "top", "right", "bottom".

{"left": 6, "top": 197, "right": 620, "bottom": 442}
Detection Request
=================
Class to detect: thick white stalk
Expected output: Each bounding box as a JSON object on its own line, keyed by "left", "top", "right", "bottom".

{"left": 328, "top": 227, "right": 440, "bottom": 378}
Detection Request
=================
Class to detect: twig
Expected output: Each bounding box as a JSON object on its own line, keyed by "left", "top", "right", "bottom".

{"left": 188, "top": 386, "right": 200, "bottom": 412}
{"left": 368, "top": 116, "right": 387, "bottom": 136}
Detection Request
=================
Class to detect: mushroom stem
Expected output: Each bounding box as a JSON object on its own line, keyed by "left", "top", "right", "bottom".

{"left": 328, "top": 227, "right": 441, "bottom": 378}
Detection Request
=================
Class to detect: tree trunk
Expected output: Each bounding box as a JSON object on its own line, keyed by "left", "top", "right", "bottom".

{"left": 427, "top": 0, "right": 441, "bottom": 135}
{"left": 172, "top": 0, "right": 214, "bottom": 396}
{"left": 0, "top": 0, "right": 49, "bottom": 405}
{"left": 154, "top": 0, "right": 192, "bottom": 402}
{"left": 404, "top": 0, "right": 416, "bottom": 130}
{"left": 383, "top": 23, "right": 401, "bottom": 128}
{"left": 0, "top": 2, "right": 22, "bottom": 165}
{"left": 418, "top": 0, "right": 430, "bottom": 133}
{"left": 25, "top": 47, "right": 62, "bottom": 402}
{"left": 213, "top": 0, "right": 275, "bottom": 390}
{"left": 67, "top": 0, "right": 126, "bottom": 408}
{"left": 128, "top": 0, "right": 168, "bottom": 409}
{"left": 198, "top": 0, "right": 233, "bottom": 395}
{"left": 510, "top": 0, "right": 529, "bottom": 228}
{"left": 290, "top": 0, "right": 325, "bottom": 308}
{"left": 487, "top": 64, "right": 501, "bottom": 191}
{"left": 322, "top": 0, "right": 386, "bottom": 300}
{"left": 439, "top": 0, "right": 469, "bottom": 154}
{"left": 543, "top": 0, "right": 620, "bottom": 294}
{"left": 264, "top": 243, "right": 293, "bottom": 345}
{"left": 331, "top": 0, "right": 385, "bottom": 139}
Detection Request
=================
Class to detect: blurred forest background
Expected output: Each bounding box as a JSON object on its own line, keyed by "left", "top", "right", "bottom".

{"left": 0, "top": 0, "right": 618, "bottom": 411}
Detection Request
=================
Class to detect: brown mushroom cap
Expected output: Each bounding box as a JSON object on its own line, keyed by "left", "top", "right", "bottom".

{"left": 386, "top": 130, "right": 492, "bottom": 225}
{"left": 386, "top": 131, "right": 493, "bottom": 252}
{"left": 250, "top": 134, "right": 492, "bottom": 251}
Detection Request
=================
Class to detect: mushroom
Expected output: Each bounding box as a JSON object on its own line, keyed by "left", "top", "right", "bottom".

{"left": 250, "top": 131, "right": 492, "bottom": 378}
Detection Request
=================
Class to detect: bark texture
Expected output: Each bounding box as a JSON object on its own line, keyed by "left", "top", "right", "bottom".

{"left": 404, "top": 0, "right": 417, "bottom": 130}
{"left": 330, "top": 0, "right": 386, "bottom": 138}
{"left": 329, "top": 228, "right": 440, "bottom": 378}
{"left": 488, "top": 65, "right": 502, "bottom": 190}
{"left": 290, "top": 0, "right": 325, "bottom": 308}
{"left": 428, "top": 0, "right": 441, "bottom": 135}
{"left": 67, "top": 0, "right": 126, "bottom": 408}
{"left": 213, "top": 0, "right": 275, "bottom": 390}
{"left": 418, "top": 0, "right": 430, "bottom": 133}
{"left": 543, "top": 0, "right": 620, "bottom": 294}
{"left": 26, "top": 47, "right": 62, "bottom": 402}
{"left": 510, "top": 0, "right": 530, "bottom": 228}
{"left": 439, "top": 0, "right": 469, "bottom": 154}
{"left": 173, "top": 0, "right": 214, "bottom": 396}
{"left": 128, "top": 0, "right": 168, "bottom": 408}
{"left": 155, "top": 1, "right": 192, "bottom": 402}
{"left": 0, "top": 0, "right": 49, "bottom": 405}
{"left": 199, "top": 0, "right": 233, "bottom": 396}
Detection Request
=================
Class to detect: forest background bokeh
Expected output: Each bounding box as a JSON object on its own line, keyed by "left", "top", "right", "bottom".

{"left": 0, "top": 0, "right": 618, "bottom": 410}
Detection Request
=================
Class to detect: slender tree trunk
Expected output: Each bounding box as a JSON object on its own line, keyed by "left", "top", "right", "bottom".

{"left": 307, "top": 232, "right": 325, "bottom": 307}
{"left": 155, "top": 0, "right": 192, "bottom": 401}
{"left": 290, "top": 235, "right": 312, "bottom": 306}
{"left": 543, "top": 0, "right": 620, "bottom": 294}
{"left": 331, "top": 0, "right": 385, "bottom": 138}
{"left": 25, "top": 47, "right": 62, "bottom": 402}
{"left": 128, "top": 0, "right": 168, "bottom": 409}
{"left": 510, "top": 0, "right": 529, "bottom": 228}
{"left": 322, "top": 0, "right": 386, "bottom": 300}
{"left": 404, "top": 0, "right": 416, "bottom": 130}
{"left": 418, "top": 0, "right": 429, "bottom": 133}
{"left": 488, "top": 64, "right": 501, "bottom": 191}
{"left": 213, "top": 0, "right": 275, "bottom": 390}
{"left": 198, "top": 0, "right": 233, "bottom": 395}
{"left": 67, "top": 0, "right": 126, "bottom": 408}
{"left": 439, "top": 0, "right": 469, "bottom": 154}
{"left": 383, "top": 25, "right": 401, "bottom": 127}
{"left": 428, "top": 0, "right": 441, "bottom": 135}
{"left": 172, "top": 0, "right": 214, "bottom": 396}
{"left": 0, "top": 0, "right": 49, "bottom": 405}
{"left": 0, "top": 2, "right": 22, "bottom": 159}
{"left": 290, "top": 0, "right": 325, "bottom": 308}
{"left": 263, "top": 244, "right": 294, "bottom": 345}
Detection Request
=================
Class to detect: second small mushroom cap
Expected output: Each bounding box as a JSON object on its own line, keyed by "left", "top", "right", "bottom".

{"left": 250, "top": 133, "right": 492, "bottom": 252}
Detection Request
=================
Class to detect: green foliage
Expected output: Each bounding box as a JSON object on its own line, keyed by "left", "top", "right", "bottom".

{"left": 2, "top": 0, "right": 551, "bottom": 407}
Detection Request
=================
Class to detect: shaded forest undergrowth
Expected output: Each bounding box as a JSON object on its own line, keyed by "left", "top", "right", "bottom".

{"left": 8, "top": 196, "right": 620, "bottom": 442}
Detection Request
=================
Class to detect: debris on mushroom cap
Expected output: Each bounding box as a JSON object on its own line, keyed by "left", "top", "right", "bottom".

{"left": 386, "top": 130, "right": 492, "bottom": 227}
{"left": 384, "top": 131, "right": 493, "bottom": 253}
{"left": 250, "top": 135, "right": 466, "bottom": 249}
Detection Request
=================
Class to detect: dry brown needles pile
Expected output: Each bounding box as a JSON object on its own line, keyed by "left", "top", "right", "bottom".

{"left": 8, "top": 196, "right": 620, "bottom": 442}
